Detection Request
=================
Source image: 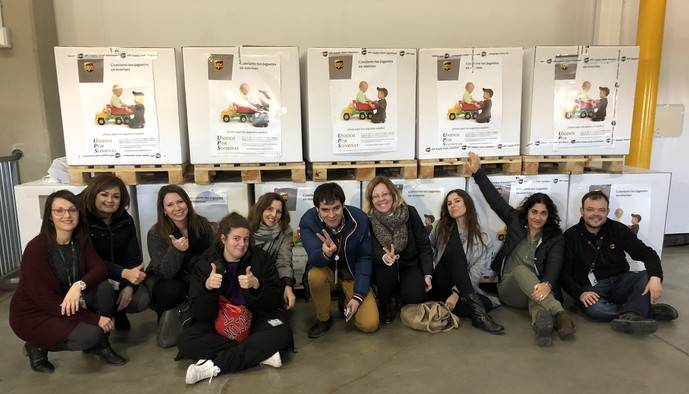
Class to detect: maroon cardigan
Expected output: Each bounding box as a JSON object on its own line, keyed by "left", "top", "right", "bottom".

{"left": 10, "top": 235, "right": 107, "bottom": 348}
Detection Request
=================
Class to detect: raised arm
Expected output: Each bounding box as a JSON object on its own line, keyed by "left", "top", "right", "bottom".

{"left": 467, "top": 152, "right": 516, "bottom": 223}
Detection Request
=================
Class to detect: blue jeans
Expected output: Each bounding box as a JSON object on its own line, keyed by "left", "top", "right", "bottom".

{"left": 582, "top": 271, "right": 651, "bottom": 321}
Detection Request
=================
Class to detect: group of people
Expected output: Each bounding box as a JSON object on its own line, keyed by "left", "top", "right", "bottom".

{"left": 9, "top": 152, "right": 678, "bottom": 385}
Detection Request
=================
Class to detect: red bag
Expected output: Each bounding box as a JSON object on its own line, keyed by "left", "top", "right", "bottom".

{"left": 214, "top": 296, "right": 253, "bottom": 342}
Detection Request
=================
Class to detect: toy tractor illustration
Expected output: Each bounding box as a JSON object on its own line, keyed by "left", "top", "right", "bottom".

{"left": 447, "top": 101, "right": 480, "bottom": 120}
{"left": 221, "top": 104, "right": 258, "bottom": 123}
{"left": 95, "top": 105, "right": 132, "bottom": 125}
{"left": 564, "top": 99, "right": 596, "bottom": 119}
{"left": 341, "top": 100, "right": 375, "bottom": 121}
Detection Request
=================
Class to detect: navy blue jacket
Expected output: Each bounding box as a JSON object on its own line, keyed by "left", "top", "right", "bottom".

{"left": 299, "top": 205, "right": 373, "bottom": 303}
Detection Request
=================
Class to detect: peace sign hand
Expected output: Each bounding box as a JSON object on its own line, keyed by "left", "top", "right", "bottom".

{"left": 316, "top": 229, "right": 337, "bottom": 259}
{"left": 382, "top": 244, "right": 398, "bottom": 266}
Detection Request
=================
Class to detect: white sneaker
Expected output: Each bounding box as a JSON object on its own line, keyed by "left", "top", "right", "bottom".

{"left": 260, "top": 352, "right": 282, "bottom": 368}
{"left": 185, "top": 359, "right": 220, "bottom": 385}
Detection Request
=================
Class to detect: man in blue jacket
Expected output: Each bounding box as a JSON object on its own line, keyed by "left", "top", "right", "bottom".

{"left": 300, "top": 183, "right": 379, "bottom": 338}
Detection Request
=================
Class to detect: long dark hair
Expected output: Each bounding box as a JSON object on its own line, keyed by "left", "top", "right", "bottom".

{"left": 216, "top": 212, "right": 252, "bottom": 255}
{"left": 517, "top": 193, "right": 562, "bottom": 238}
{"left": 80, "top": 173, "right": 130, "bottom": 217}
{"left": 40, "top": 190, "right": 88, "bottom": 250}
{"left": 436, "top": 189, "right": 486, "bottom": 254}
{"left": 155, "top": 185, "right": 205, "bottom": 244}
{"left": 248, "top": 192, "right": 291, "bottom": 232}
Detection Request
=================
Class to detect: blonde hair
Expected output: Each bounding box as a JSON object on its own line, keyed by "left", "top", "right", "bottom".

{"left": 364, "top": 176, "right": 405, "bottom": 214}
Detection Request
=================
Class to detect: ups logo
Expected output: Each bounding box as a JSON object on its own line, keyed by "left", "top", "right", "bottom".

{"left": 442, "top": 61, "right": 452, "bottom": 71}
{"left": 334, "top": 59, "right": 344, "bottom": 70}
{"left": 213, "top": 59, "right": 224, "bottom": 70}
{"left": 83, "top": 62, "right": 95, "bottom": 73}
{"left": 559, "top": 64, "right": 569, "bottom": 71}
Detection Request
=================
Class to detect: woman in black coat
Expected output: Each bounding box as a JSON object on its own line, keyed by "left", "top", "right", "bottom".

{"left": 177, "top": 213, "right": 293, "bottom": 385}
{"left": 364, "top": 176, "right": 433, "bottom": 324}
{"left": 81, "top": 174, "right": 148, "bottom": 331}
{"left": 467, "top": 152, "right": 575, "bottom": 346}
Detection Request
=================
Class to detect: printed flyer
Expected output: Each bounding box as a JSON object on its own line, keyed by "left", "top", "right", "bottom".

{"left": 552, "top": 51, "right": 623, "bottom": 149}
{"left": 589, "top": 184, "right": 652, "bottom": 244}
{"left": 208, "top": 54, "right": 282, "bottom": 156}
{"left": 398, "top": 184, "right": 446, "bottom": 230}
{"left": 328, "top": 50, "right": 398, "bottom": 153}
{"left": 77, "top": 51, "right": 160, "bottom": 160}
{"left": 436, "top": 52, "right": 503, "bottom": 151}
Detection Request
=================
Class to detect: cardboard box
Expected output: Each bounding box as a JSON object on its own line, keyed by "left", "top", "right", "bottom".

{"left": 418, "top": 48, "right": 523, "bottom": 159}
{"left": 467, "top": 174, "right": 570, "bottom": 275}
{"left": 14, "top": 180, "right": 138, "bottom": 253}
{"left": 254, "top": 180, "right": 362, "bottom": 286}
{"left": 136, "top": 183, "right": 251, "bottom": 264}
{"left": 522, "top": 46, "right": 639, "bottom": 155}
{"left": 567, "top": 171, "right": 671, "bottom": 270}
{"left": 361, "top": 178, "right": 466, "bottom": 231}
{"left": 182, "top": 47, "right": 303, "bottom": 164}
{"left": 305, "top": 48, "right": 417, "bottom": 161}
{"left": 54, "top": 47, "right": 187, "bottom": 165}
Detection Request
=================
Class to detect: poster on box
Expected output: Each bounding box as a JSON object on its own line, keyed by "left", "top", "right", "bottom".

{"left": 188, "top": 190, "right": 231, "bottom": 226}
{"left": 77, "top": 51, "right": 160, "bottom": 160}
{"left": 588, "top": 183, "right": 652, "bottom": 249}
{"left": 552, "top": 51, "right": 623, "bottom": 150}
{"left": 328, "top": 50, "right": 398, "bottom": 154}
{"left": 436, "top": 53, "right": 502, "bottom": 151}
{"left": 207, "top": 54, "right": 282, "bottom": 156}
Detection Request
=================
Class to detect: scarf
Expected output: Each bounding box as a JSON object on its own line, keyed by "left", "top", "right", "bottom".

{"left": 369, "top": 203, "right": 409, "bottom": 252}
{"left": 254, "top": 222, "right": 281, "bottom": 245}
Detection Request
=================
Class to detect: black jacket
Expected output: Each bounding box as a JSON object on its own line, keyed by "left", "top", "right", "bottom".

{"left": 86, "top": 210, "right": 142, "bottom": 285}
{"left": 370, "top": 205, "right": 433, "bottom": 276}
{"left": 188, "top": 245, "right": 283, "bottom": 324}
{"left": 472, "top": 169, "right": 564, "bottom": 285}
{"left": 561, "top": 217, "right": 662, "bottom": 299}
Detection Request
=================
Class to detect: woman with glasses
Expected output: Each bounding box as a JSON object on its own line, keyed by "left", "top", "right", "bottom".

{"left": 10, "top": 190, "right": 127, "bottom": 373}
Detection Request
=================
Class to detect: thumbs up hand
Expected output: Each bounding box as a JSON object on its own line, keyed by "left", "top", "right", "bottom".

{"left": 238, "top": 266, "right": 259, "bottom": 290}
{"left": 205, "top": 262, "right": 223, "bottom": 290}
{"left": 122, "top": 262, "right": 147, "bottom": 284}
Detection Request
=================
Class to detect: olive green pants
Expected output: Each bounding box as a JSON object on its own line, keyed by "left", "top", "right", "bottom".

{"left": 497, "top": 265, "right": 564, "bottom": 324}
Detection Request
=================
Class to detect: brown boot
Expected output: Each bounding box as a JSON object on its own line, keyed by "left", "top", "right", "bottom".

{"left": 556, "top": 311, "right": 576, "bottom": 340}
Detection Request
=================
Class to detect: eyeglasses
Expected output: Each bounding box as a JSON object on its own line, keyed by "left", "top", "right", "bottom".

{"left": 52, "top": 207, "right": 79, "bottom": 216}
{"left": 372, "top": 192, "right": 391, "bottom": 201}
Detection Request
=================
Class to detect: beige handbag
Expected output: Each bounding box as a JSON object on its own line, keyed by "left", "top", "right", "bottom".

{"left": 400, "top": 301, "right": 460, "bottom": 333}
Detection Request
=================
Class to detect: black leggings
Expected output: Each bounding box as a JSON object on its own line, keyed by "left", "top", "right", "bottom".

{"left": 430, "top": 253, "right": 475, "bottom": 300}
{"left": 57, "top": 280, "right": 114, "bottom": 350}
{"left": 374, "top": 263, "right": 425, "bottom": 306}
{"left": 150, "top": 278, "right": 188, "bottom": 313}
{"left": 177, "top": 314, "right": 293, "bottom": 374}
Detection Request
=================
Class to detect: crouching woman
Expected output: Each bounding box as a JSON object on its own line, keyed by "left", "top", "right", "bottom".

{"left": 177, "top": 213, "right": 293, "bottom": 385}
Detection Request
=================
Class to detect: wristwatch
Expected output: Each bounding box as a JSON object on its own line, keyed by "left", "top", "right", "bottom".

{"left": 74, "top": 280, "right": 86, "bottom": 291}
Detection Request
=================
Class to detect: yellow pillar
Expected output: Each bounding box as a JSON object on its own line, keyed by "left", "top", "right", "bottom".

{"left": 627, "top": 0, "right": 667, "bottom": 168}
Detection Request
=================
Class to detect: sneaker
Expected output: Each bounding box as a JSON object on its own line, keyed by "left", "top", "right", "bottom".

{"left": 185, "top": 359, "right": 220, "bottom": 385}
{"left": 533, "top": 310, "right": 553, "bottom": 347}
{"left": 611, "top": 313, "right": 658, "bottom": 335}
{"left": 307, "top": 318, "right": 333, "bottom": 339}
{"left": 652, "top": 303, "right": 679, "bottom": 321}
{"left": 555, "top": 311, "right": 576, "bottom": 340}
{"left": 260, "top": 352, "right": 282, "bottom": 368}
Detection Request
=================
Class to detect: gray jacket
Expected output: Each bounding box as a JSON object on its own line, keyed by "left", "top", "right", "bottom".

{"left": 430, "top": 225, "right": 500, "bottom": 306}
{"left": 146, "top": 217, "right": 215, "bottom": 287}
{"left": 255, "top": 228, "right": 295, "bottom": 287}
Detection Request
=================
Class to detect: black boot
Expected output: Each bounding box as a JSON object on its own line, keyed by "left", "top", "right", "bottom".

{"left": 466, "top": 293, "right": 505, "bottom": 335}
{"left": 90, "top": 334, "right": 127, "bottom": 365}
{"left": 114, "top": 310, "right": 131, "bottom": 331}
{"left": 23, "top": 343, "right": 55, "bottom": 373}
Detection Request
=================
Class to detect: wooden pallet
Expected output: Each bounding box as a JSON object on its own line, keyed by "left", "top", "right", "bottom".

{"left": 193, "top": 162, "right": 306, "bottom": 184}
{"left": 522, "top": 155, "right": 625, "bottom": 175}
{"left": 418, "top": 155, "right": 522, "bottom": 178}
{"left": 309, "top": 160, "right": 418, "bottom": 181}
{"left": 68, "top": 164, "right": 187, "bottom": 186}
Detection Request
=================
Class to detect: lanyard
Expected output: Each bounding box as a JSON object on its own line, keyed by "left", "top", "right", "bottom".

{"left": 580, "top": 233, "right": 604, "bottom": 272}
{"left": 56, "top": 241, "right": 78, "bottom": 286}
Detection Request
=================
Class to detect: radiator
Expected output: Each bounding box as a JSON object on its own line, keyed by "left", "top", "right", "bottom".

{"left": 0, "top": 150, "right": 22, "bottom": 277}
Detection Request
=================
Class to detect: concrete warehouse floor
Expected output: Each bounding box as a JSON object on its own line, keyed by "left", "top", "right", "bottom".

{"left": 1, "top": 246, "right": 688, "bottom": 394}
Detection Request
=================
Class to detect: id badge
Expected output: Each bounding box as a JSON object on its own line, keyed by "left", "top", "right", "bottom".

{"left": 268, "top": 318, "right": 283, "bottom": 327}
{"left": 588, "top": 271, "right": 598, "bottom": 286}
